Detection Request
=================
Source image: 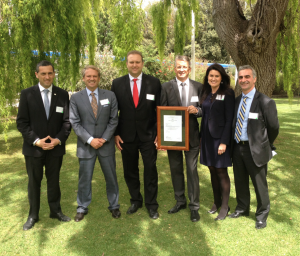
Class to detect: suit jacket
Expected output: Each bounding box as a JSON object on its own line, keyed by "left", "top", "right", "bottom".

{"left": 111, "top": 74, "right": 161, "bottom": 143}
{"left": 161, "top": 78, "right": 203, "bottom": 148}
{"left": 16, "top": 84, "right": 71, "bottom": 157}
{"left": 70, "top": 88, "right": 118, "bottom": 158}
{"left": 200, "top": 88, "right": 235, "bottom": 145}
{"left": 231, "top": 90, "right": 279, "bottom": 167}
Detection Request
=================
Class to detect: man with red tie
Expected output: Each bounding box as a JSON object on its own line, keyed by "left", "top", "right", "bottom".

{"left": 111, "top": 51, "right": 161, "bottom": 219}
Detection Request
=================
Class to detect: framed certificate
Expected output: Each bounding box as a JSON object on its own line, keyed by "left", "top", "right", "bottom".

{"left": 157, "top": 106, "right": 189, "bottom": 151}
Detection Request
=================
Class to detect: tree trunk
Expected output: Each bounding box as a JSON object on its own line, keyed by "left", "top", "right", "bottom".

{"left": 212, "top": 0, "right": 289, "bottom": 97}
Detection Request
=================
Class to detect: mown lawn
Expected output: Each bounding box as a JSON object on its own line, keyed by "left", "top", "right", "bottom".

{"left": 0, "top": 98, "right": 299, "bottom": 255}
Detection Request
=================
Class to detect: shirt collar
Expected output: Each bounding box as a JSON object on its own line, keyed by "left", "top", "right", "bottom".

{"left": 242, "top": 87, "right": 256, "bottom": 99}
{"left": 38, "top": 83, "right": 53, "bottom": 92}
{"left": 176, "top": 77, "right": 189, "bottom": 86}
{"left": 86, "top": 87, "right": 99, "bottom": 96}
{"left": 129, "top": 73, "right": 143, "bottom": 81}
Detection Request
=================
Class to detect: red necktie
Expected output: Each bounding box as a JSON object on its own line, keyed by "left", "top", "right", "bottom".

{"left": 133, "top": 78, "right": 139, "bottom": 108}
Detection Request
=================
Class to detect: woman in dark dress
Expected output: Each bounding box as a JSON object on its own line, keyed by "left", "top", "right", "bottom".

{"left": 199, "top": 63, "right": 235, "bottom": 220}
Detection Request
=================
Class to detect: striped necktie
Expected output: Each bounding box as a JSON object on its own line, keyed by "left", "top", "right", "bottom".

{"left": 235, "top": 96, "right": 248, "bottom": 143}
{"left": 90, "top": 92, "right": 97, "bottom": 118}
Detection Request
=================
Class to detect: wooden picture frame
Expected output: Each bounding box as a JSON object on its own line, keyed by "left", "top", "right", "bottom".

{"left": 157, "top": 106, "right": 189, "bottom": 151}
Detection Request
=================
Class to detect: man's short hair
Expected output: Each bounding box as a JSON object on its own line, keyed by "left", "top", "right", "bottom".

{"left": 36, "top": 60, "right": 55, "bottom": 73}
{"left": 126, "top": 50, "right": 144, "bottom": 62}
{"left": 238, "top": 65, "right": 257, "bottom": 78}
{"left": 174, "top": 55, "right": 191, "bottom": 67}
{"left": 81, "top": 65, "right": 101, "bottom": 78}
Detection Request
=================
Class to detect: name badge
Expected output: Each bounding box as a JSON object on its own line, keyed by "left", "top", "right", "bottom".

{"left": 216, "top": 94, "right": 225, "bottom": 100}
{"left": 249, "top": 112, "right": 258, "bottom": 119}
{"left": 100, "top": 99, "right": 110, "bottom": 105}
{"left": 191, "top": 96, "right": 199, "bottom": 102}
{"left": 146, "top": 94, "right": 155, "bottom": 100}
{"left": 56, "top": 106, "right": 63, "bottom": 113}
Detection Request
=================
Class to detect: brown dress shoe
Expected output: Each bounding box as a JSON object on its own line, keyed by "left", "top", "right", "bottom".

{"left": 110, "top": 209, "right": 121, "bottom": 219}
{"left": 74, "top": 212, "right": 87, "bottom": 222}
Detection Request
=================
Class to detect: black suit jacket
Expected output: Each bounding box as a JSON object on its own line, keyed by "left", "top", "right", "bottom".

{"left": 161, "top": 78, "right": 203, "bottom": 148}
{"left": 231, "top": 90, "right": 279, "bottom": 167}
{"left": 200, "top": 88, "right": 235, "bottom": 145}
{"left": 17, "top": 84, "right": 71, "bottom": 157}
{"left": 111, "top": 74, "right": 161, "bottom": 142}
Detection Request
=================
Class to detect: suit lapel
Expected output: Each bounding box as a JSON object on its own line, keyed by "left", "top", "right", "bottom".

{"left": 81, "top": 89, "right": 96, "bottom": 120}
{"left": 248, "top": 91, "right": 260, "bottom": 125}
{"left": 48, "top": 85, "right": 58, "bottom": 119}
{"left": 187, "top": 80, "right": 195, "bottom": 106}
{"left": 125, "top": 75, "right": 135, "bottom": 108}
{"left": 233, "top": 94, "right": 242, "bottom": 127}
{"left": 139, "top": 74, "right": 147, "bottom": 107}
{"left": 171, "top": 79, "right": 181, "bottom": 105}
{"left": 97, "top": 89, "right": 105, "bottom": 120}
{"left": 33, "top": 84, "right": 48, "bottom": 120}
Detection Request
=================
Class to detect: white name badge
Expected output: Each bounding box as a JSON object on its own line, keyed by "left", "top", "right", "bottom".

{"left": 100, "top": 99, "right": 110, "bottom": 105}
{"left": 146, "top": 94, "right": 155, "bottom": 100}
{"left": 56, "top": 106, "right": 63, "bottom": 113}
{"left": 249, "top": 112, "right": 258, "bottom": 119}
{"left": 216, "top": 94, "right": 225, "bottom": 100}
{"left": 191, "top": 96, "right": 199, "bottom": 102}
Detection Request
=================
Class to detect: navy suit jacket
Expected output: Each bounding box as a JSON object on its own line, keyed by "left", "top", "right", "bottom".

{"left": 16, "top": 84, "right": 71, "bottom": 157}
{"left": 200, "top": 88, "right": 235, "bottom": 145}
{"left": 111, "top": 74, "right": 161, "bottom": 143}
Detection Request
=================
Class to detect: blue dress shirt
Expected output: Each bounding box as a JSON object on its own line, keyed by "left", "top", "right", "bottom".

{"left": 235, "top": 87, "right": 256, "bottom": 141}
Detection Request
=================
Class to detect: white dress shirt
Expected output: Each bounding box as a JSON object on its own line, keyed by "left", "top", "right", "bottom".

{"left": 175, "top": 77, "right": 190, "bottom": 102}
{"left": 129, "top": 73, "right": 143, "bottom": 96}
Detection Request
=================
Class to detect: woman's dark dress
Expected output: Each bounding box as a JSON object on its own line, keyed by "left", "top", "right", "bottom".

{"left": 200, "top": 92, "right": 232, "bottom": 168}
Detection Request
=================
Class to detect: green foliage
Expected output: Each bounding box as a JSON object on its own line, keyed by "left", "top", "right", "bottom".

{"left": 276, "top": 0, "right": 300, "bottom": 98}
{"left": 150, "top": 0, "right": 199, "bottom": 58}
{"left": 0, "top": 0, "right": 99, "bottom": 136}
{"left": 109, "top": 0, "right": 144, "bottom": 74}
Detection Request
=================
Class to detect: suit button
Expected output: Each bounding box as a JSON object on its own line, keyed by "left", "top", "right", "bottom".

{"left": 209, "top": 118, "right": 211, "bottom": 120}
{"left": 95, "top": 124, "right": 97, "bottom": 126}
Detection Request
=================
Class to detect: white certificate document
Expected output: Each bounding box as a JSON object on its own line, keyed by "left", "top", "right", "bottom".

{"left": 164, "top": 115, "right": 182, "bottom": 142}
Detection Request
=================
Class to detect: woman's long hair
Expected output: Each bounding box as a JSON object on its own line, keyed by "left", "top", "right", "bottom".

{"left": 201, "top": 63, "right": 231, "bottom": 104}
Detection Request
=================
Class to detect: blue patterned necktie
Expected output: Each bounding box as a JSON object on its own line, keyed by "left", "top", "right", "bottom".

{"left": 235, "top": 96, "right": 248, "bottom": 143}
{"left": 43, "top": 89, "right": 50, "bottom": 119}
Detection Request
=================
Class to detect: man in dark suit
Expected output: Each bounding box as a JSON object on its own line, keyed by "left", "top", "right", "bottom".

{"left": 111, "top": 50, "right": 161, "bottom": 219}
{"left": 229, "top": 65, "right": 279, "bottom": 229}
{"left": 160, "top": 55, "right": 202, "bottom": 222}
{"left": 70, "top": 65, "right": 120, "bottom": 222}
{"left": 17, "top": 60, "right": 71, "bottom": 230}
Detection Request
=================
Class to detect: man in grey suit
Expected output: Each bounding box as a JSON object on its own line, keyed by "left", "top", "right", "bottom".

{"left": 229, "top": 65, "right": 279, "bottom": 229}
{"left": 160, "top": 55, "right": 202, "bottom": 222}
{"left": 70, "top": 65, "right": 120, "bottom": 221}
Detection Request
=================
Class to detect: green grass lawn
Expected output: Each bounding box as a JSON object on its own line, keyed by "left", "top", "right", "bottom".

{"left": 0, "top": 98, "right": 299, "bottom": 255}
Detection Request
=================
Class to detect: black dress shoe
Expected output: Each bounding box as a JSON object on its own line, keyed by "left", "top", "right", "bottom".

{"left": 110, "top": 209, "right": 121, "bottom": 219}
{"left": 215, "top": 207, "right": 230, "bottom": 221}
{"left": 255, "top": 220, "right": 267, "bottom": 229}
{"left": 228, "top": 211, "right": 249, "bottom": 218}
{"left": 74, "top": 212, "right": 87, "bottom": 222}
{"left": 126, "top": 204, "right": 142, "bottom": 214}
{"left": 23, "top": 217, "right": 39, "bottom": 231}
{"left": 149, "top": 209, "right": 159, "bottom": 219}
{"left": 168, "top": 204, "right": 187, "bottom": 214}
{"left": 190, "top": 210, "right": 200, "bottom": 222}
{"left": 50, "top": 212, "right": 71, "bottom": 222}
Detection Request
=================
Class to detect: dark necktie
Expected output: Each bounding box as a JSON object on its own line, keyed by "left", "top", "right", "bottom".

{"left": 91, "top": 92, "right": 97, "bottom": 118}
{"left": 181, "top": 82, "right": 186, "bottom": 106}
{"left": 43, "top": 89, "right": 50, "bottom": 119}
{"left": 133, "top": 78, "right": 139, "bottom": 108}
{"left": 235, "top": 96, "right": 248, "bottom": 142}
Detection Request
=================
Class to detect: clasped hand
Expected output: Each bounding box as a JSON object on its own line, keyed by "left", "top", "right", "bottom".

{"left": 36, "top": 136, "right": 60, "bottom": 150}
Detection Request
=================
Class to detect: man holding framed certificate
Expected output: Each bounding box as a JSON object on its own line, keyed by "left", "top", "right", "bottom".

{"left": 160, "top": 55, "right": 203, "bottom": 222}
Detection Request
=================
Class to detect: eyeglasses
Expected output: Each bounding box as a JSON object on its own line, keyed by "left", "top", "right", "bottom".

{"left": 176, "top": 66, "right": 189, "bottom": 71}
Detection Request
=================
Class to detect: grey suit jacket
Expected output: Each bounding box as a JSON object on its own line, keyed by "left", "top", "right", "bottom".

{"left": 70, "top": 88, "right": 118, "bottom": 158}
{"left": 161, "top": 78, "right": 203, "bottom": 148}
{"left": 231, "top": 90, "right": 279, "bottom": 167}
